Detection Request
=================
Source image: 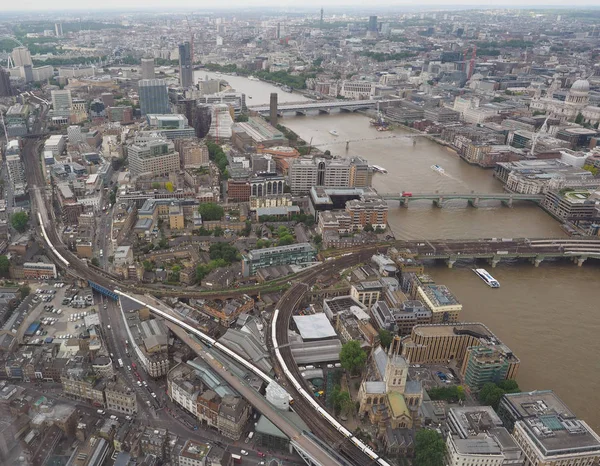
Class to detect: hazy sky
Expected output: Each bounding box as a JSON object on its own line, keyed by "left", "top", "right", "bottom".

{"left": 3, "top": 0, "right": 600, "bottom": 12}
{"left": 0, "top": 0, "right": 598, "bottom": 11}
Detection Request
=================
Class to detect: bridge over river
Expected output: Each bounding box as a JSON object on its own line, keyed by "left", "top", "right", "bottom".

{"left": 249, "top": 98, "right": 397, "bottom": 116}
{"left": 380, "top": 192, "right": 545, "bottom": 208}
{"left": 393, "top": 238, "right": 600, "bottom": 268}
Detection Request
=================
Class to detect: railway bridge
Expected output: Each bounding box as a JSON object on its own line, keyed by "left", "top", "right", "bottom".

{"left": 394, "top": 238, "right": 600, "bottom": 268}
{"left": 380, "top": 192, "right": 545, "bottom": 208}
{"left": 249, "top": 98, "right": 397, "bottom": 116}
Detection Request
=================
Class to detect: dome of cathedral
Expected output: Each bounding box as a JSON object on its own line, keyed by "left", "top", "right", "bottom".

{"left": 570, "top": 79, "right": 590, "bottom": 93}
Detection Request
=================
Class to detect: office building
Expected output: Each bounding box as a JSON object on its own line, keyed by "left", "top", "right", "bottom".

{"left": 0, "top": 67, "right": 13, "bottom": 96}
{"left": 105, "top": 380, "right": 137, "bottom": 415}
{"left": 541, "top": 189, "right": 600, "bottom": 224}
{"left": 51, "top": 89, "right": 73, "bottom": 115}
{"left": 401, "top": 323, "right": 520, "bottom": 385}
{"left": 416, "top": 284, "right": 462, "bottom": 323}
{"left": 6, "top": 154, "right": 25, "bottom": 191}
{"left": 55, "top": 23, "right": 63, "bottom": 37}
{"left": 179, "top": 41, "right": 193, "bottom": 88}
{"left": 350, "top": 281, "right": 383, "bottom": 308}
{"left": 141, "top": 57, "right": 155, "bottom": 80}
{"left": 177, "top": 439, "right": 211, "bottom": 466}
{"left": 107, "top": 106, "right": 133, "bottom": 124}
{"left": 174, "top": 139, "right": 209, "bottom": 168}
{"left": 368, "top": 15, "right": 378, "bottom": 32}
{"left": 208, "top": 104, "right": 234, "bottom": 140}
{"left": 139, "top": 79, "right": 170, "bottom": 115}
{"left": 11, "top": 46, "right": 32, "bottom": 67}
{"left": 22, "top": 64, "right": 33, "bottom": 83}
{"left": 345, "top": 198, "right": 388, "bottom": 230}
{"left": 446, "top": 406, "right": 524, "bottom": 466}
{"left": 462, "top": 345, "right": 521, "bottom": 391}
{"left": 242, "top": 243, "right": 316, "bottom": 277}
{"left": 498, "top": 391, "right": 600, "bottom": 466}
{"left": 128, "top": 138, "right": 180, "bottom": 177}
{"left": 288, "top": 157, "right": 373, "bottom": 194}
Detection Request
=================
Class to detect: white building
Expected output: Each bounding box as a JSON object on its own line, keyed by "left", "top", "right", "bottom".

{"left": 127, "top": 138, "right": 180, "bottom": 177}
{"left": 51, "top": 89, "right": 72, "bottom": 114}
{"left": 44, "top": 135, "right": 66, "bottom": 156}
{"left": 530, "top": 79, "right": 600, "bottom": 125}
{"left": 340, "top": 81, "right": 376, "bottom": 99}
{"left": 11, "top": 47, "right": 32, "bottom": 67}
{"left": 67, "top": 125, "right": 83, "bottom": 143}
{"left": 6, "top": 154, "right": 26, "bottom": 191}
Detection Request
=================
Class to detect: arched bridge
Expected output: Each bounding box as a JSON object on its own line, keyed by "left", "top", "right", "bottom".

{"left": 380, "top": 192, "right": 545, "bottom": 208}
{"left": 249, "top": 99, "right": 397, "bottom": 116}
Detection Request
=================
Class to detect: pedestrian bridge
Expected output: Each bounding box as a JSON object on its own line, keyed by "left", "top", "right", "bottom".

{"left": 380, "top": 192, "right": 545, "bottom": 207}
{"left": 249, "top": 99, "right": 397, "bottom": 116}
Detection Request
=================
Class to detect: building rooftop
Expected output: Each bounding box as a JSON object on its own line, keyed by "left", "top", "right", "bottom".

{"left": 419, "top": 284, "right": 461, "bottom": 308}
{"left": 504, "top": 390, "right": 600, "bottom": 456}
{"left": 292, "top": 313, "right": 337, "bottom": 340}
{"left": 180, "top": 439, "right": 211, "bottom": 461}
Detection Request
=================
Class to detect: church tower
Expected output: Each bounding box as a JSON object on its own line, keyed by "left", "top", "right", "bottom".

{"left": 384, "top": 336, "right": 407, "bottom": 393}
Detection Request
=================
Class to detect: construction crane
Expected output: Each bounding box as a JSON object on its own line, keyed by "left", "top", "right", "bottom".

{"left": 185, "top": 15, "right": 194, "bottom": 64}
{"left": 469, "top": 44, "right": 476, "bottom": 80}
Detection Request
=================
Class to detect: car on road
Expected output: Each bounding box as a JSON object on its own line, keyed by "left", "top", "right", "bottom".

{"left": 137, "top": 381, "right": 142, "bottom": 387}
{"left": 240, "top": 450, "right": 248, "bottom": 456}
{"left": 257, "top": 452, "right": 265, "bottom": 457}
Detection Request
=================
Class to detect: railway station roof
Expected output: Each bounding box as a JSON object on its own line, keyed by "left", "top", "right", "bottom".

{"left": 292, "top": 313, "right": 337, "bottom": 340}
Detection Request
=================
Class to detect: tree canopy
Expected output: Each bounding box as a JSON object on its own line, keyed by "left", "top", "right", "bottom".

{"left": 11, "top": 212, "right": 29, "bottom": 233}
{"left": 415, "top": 429, "right": 446, "bottom": 466}
{"left": 0, "top": 256, "right": 10, "bottom": 277}
{"left": 340, "top": 340, "right": 367, "bottom": 376}
{"left": 198, "top": 203, "right": 224, "bottom": 221}
{"left": 209, "top": 243, "right": 240, "bottom": 263}
{"left": 379, "top": 329, "right": 393, "bottom": 349}
{"left": 478, "top": 380, "right": 521, "bottom": 409}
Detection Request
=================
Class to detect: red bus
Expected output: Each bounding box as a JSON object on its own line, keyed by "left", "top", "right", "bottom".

{"left": 131, "top": 362, "right": 136, "bottom": 370}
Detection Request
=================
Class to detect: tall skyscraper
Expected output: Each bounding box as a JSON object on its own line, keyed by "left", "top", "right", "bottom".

{"left": 138, "top": 79, "right": 170, "bottom": 115}
{"left": 55, "top": 23, "right": 63, "bottom": 37}
{"left": 368, "top": 16, "right": 378, "bottom": 32}
{"left": 22, "top": 65, "right": 33, "bottom": 83}
{"left": 141, "top": 58, "right": 155, "bottom": 80}
{"left": 178, "top": 42, "right": 193, "bottom": 88}
{"left": 0, "top": 67, "right": 13, "bottom": 97}
{"left": 11, "top": 47, "right": 32, "bottom": 67}
{"left": 270, "top": 93, "right": 278, "bottom": 127}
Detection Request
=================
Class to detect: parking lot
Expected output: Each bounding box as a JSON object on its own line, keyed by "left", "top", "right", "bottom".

{"left": 408, "top": 364, "right": 459, "bottom": 390}
{"left": 24, "top": 283, "right": 97, "bottom": 345}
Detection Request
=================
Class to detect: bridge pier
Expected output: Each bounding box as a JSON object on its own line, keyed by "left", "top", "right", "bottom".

{"left": 295, "top": 110, "right": 306, "bottom": 116}
{"left": 433, "top": 197, "right": 444, "bottom": 208}
{"left": 574, "top": 256, "right": 587, "bottom": 267}
{"left": 468, "top": 198, "right": 480, "bottom": 208}
{"left": 446, "top": 258, "right": 456, "bottom": 268}
{"left": 400, "top": 197, "right": 409, "bottom": 207}
{"left": 531, "top": 256, "right": 544, "bottom": 267}
{"left": 318, "top": 108, "right": 330, "bottom": 114}
{"left": 487, "top": 257, "right": 500, "bottom": 268}
{"left": 501, "top": 197, "right": 514, "bottom": 208}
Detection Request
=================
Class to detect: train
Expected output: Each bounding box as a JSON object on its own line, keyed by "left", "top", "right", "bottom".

{"left": 38, "top": 212, "right": 70, "bottom": 267}
{"left": 271, "top": 308, "right": 392, "bottom": 466}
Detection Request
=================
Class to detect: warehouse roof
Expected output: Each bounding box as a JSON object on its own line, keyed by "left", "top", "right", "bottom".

{"left": 292, "top": 313, "right": 337, "bottom": 340}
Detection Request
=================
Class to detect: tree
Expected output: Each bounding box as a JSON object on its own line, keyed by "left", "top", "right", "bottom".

{"left": 152, "top": 182, "right": 161, "bottom": 189}
{"left": 278, "top": 234, "right": 295, "bottom": 246}
{"left": 496, "top": 379, "right": 520, "bottom": 393}
{"left": 158, "top": 235, "right": 169, "bottom": 249}
{"left": 363, "top": 223, "right": 374, "bottom": 233}
{"left": 165, "top": 181, "right": 174, "bottom": 192}
{"left": 0, "top": 255, "right": 10, "bottom": 277}
{"left": 575, "top": 112, "right": 584, "bottom": 125}
{"left": 338, "top": 391, "right": 355, "bottom": 417}
{"left": 213, "top": 226, "right": 224, "bottom": 237}
{"left": 170, "top": 265, "right": 181, "bottom": 282}
{"left": 313, "top": 234, "right": 322, "bottom": 247}
{"left": 198, "top": 203, "right": 224, "bottom": 221}
{"left": 19, "top": 285, "right": 31, "bottom": 299}
{"left": 478, "top": 382, "right": 506, "bottom": 409}
{"left": 91, "top": 257, "right": 100, "bottom": 267}
{"left": 209, "top": 243, "right": 240, "bottom": 263}
{"left": 415, "top": 429, "right": 446, "bottom": 466}
{"left": 340, "top": 340, "right": 367, "bottom": 376}
{"left": 142, "top": 260, "right": 154, "bottom": 272}
{"left": 11, "top": 212, "right": 29, "bottom": 233}
{"left": 379, "top": 329, "right": 392, "bottom": 349}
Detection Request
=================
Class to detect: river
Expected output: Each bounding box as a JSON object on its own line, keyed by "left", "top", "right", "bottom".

{"left": 208, "top": 73, "right": 600, "bottom": 430}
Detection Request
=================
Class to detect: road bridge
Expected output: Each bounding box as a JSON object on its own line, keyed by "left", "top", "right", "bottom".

{"left": 249, "top": 98, "right": 397, "bottom": 116}
{"left": 380, "top": 192, "right": 545, "bottom": 208}
{"left": 393, "top": 237, "right": 600, "bottom": 268}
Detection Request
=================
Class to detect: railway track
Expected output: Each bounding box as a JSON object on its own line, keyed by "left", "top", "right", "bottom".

{"left": 270, "top": 250, "right": 383, "bottom": 466}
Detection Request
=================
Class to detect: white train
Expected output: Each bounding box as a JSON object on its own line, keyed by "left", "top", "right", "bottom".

{"left": 271, "top": 308, "right": 392, "bottom": 466}
{"left": 38, "top": 212, "right": 69, "bottom": 267}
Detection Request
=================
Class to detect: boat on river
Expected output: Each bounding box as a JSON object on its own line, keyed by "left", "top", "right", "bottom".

{"left": 431, "top": 164, "right": 445, "bottom": 174}
{"left": 473, "top": 268, "right": 500, "bottom": 288}
{"left": 329, "top": 130, "right": 339, "bottom": 136}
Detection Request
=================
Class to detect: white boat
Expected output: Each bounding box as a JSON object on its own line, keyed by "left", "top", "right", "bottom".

{"left": 329, "top": 130, "right": 339, "bottom": 136}
{"left": 371, "top": 165, "right": 388, "bottom": 173}
{"left": 472, "top": 268, "right": 500, "bottom": 288}
{"left": 431, "top": 164, "right": 445, "bottom": 174}
{"left": 248, "top": 76, "right": 259, "bottom": 81}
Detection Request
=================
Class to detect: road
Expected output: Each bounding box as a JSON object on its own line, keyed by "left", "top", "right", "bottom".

{"left": 167, "top": 322, "right": 338, "bottom": 466}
